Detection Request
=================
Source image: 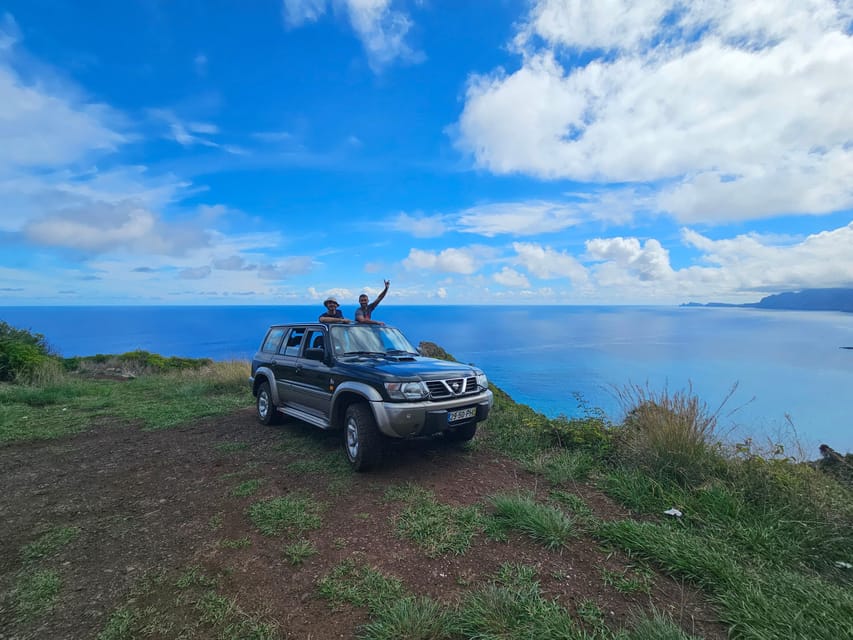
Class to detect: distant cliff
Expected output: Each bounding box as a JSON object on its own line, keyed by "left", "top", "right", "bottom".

{"left": 682, "top": 288, "right": 853, "bottom": 313}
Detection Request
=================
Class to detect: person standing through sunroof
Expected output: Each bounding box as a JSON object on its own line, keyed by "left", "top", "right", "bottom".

{"left": 355, "top": 280, "right": 390, "bottom": 325}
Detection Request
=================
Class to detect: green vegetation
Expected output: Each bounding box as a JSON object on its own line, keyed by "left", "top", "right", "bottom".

{"left": 97, "top": 566, "right": 278, "bottom": 640}
{"left": 247, "top": 494, "right": 323, "bottom": 537}
{"left": 0, "top": 359, "right": 252, "bottom": 444}
{"left": 388, "top": 485, "right": 484, "bottom": 557}
{"left": 231, "top": 479, "right": 263, "bottom": 497}
{"left": 21, "top": 526, "right": 80, "bottom": 562}
{"left": 283, "top": 539, "right": 318, "bottom": 566}
{"left": 482, "top": 382, "right": 853, "bottom": 639}
{"left": 12, "top": 568, "right": 62, "bottom": 620}
{"left": 489, "top": 493, "right": 576, "bottom": 549}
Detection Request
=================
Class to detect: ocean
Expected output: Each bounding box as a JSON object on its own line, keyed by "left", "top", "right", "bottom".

{"left": 2, "top": 305, "right": 851, "bottom": 452}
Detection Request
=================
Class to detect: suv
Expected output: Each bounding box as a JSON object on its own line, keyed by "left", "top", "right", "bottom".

{"left": 249, "top": 322, "right": 493, "bottom": 471}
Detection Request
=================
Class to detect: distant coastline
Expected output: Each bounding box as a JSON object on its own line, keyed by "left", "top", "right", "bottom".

{"left": 682, "top": 288, "right": 853, "bottom": 313}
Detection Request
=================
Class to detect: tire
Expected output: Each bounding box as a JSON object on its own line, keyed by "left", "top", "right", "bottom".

{"left": 444, "top": 422, "right": 477, "bottom": 443}
{"left": 256, "top": 380, "right": 280, "bottom": 425}
{"left": 344, "top": 403, "right": 382, "bottom": 471}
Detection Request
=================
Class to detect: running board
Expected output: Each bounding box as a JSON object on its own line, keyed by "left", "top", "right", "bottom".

{"left": 277, "top": 406, "right": 332, "bottom": 430}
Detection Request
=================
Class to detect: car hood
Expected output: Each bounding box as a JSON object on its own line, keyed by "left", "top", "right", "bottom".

{"left": 335, "top": 355, "right": 479, "bottom": 379}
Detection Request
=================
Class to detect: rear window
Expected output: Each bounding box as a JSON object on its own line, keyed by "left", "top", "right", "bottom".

{"left": 261, "top": 328, "right": 285, "bottom": 353}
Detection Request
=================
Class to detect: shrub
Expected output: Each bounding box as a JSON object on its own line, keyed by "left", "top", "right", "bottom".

{"left": 0, "top": 322, "right": 60, "bottom": 383}
{"left": 612, "top": 383, "right": 731, "bottom": 486}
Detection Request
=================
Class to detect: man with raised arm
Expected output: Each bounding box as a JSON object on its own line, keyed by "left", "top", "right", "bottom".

{"left": 355, "top": 280, "right": 390, "bottom": 325}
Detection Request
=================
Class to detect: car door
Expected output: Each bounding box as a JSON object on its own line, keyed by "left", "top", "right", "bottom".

{"left": 272, "top": 327, "right": 305, "bottom": 406}
{"left": 291, "top": 328, "right": 333, "bottom": 421}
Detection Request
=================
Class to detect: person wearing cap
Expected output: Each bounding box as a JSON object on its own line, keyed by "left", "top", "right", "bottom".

{"left": 355, "top": 280, "right": 390, "bottom": 325}
{"left": 319, "top": 298, "right": 350, "bottom": 324}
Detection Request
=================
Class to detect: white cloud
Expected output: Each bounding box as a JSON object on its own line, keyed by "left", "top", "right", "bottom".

{"left": 281, "top": 0, "right": 420, "bottom": 71}
{"left": 586, "top": 237, "right": 674, "bottom": 281}
{"left": 282, "top": 0, "right": 328, "bottom": 26}
{"left": 403, "top": 247, "right": 478, "bottom": 274}
{"left": 179, "top": 266, "right": 212, "bottom": 280}
{"left": 257, "top": 256, "right": 315, "bottom": 280}
{"left": 680, "top": 222, "right": 853, "bottom": 291}
{"left": 458, "top": 201, "right": 583, "bottom": 237}
{"left": 0, "top": 52, "right": 126, "bottom": 172}
{"left": 493, "top": 267, "right": 530, "bottom": 288}
{"left": 512, "top": 242, "right": 588, "bottom": 282}
{"left": 390, "top": 212, "right": 448, "bottom": 237}
{"left": 456, "top": 0, "right": 853, "bottom": 223}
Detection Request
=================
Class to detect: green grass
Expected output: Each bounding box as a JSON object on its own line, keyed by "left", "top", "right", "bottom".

{"left": 99, "top": 566, "right": 279, "bottom": 640}
{"left": 0, "top": 361, "right": 252, "bottom": 444}
{"left": 214, "top": 441, "right": 250, "bottom": 453}
{"left": 523, "top": 448, "right": 597, "bottom": 484}
{"left": 392, "top": 493, "right": 484, "bottom": 557}
{"left": 13, "top": 568, "right": 62, "bottom": 620}
{"left": 317, "top": 559, "right": 406, "bottom": 612}
{"left": 359, "top": 597, "right": 455, "bottom": 640}
{"left": 247, "top": 494, "right": 323, "bottom": 537}
{"left": 21, "top": 525, "right": 80, "bottom": 561}
{"left": 596, "top": 519, "right": 853, "bottom": 639}
{"left": 220, "top": 536, "right": 252, "bottom": 549}
{"left": 283, "top": 539, "right": 317, "bottom": 566}
{"left": 601, "top": 566, "right": 653, "bottom": 594}
{"left": 232, "top": 479, "right": 263, "bottom": 497}
{"left": 489, "top": 493, "right": 576, "bottom": 549}
{"left": 455, "top": 563, "right": 584, "bottom": 639}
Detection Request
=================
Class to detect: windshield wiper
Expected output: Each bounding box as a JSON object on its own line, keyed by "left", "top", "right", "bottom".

{"left": 342, "top": 350, "right": 385, "bottom": 356}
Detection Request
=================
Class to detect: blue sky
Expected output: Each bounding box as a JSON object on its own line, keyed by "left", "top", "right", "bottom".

{"left": 1, "top": 0, "right": 852, "bottom": 307}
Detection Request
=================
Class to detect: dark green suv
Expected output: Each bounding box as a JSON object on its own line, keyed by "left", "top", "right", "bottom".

{"left": 250, "top": 322, "right": 493, "bottom": 471}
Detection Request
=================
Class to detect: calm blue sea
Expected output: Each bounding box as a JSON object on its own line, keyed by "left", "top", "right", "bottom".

{"left": 2, "top": 305, "right": 851, "bottom": 453}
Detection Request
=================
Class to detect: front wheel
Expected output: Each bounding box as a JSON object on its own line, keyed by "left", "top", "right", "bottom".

{"left": 444, "top": 422, "right": 477, "bottom": 443}
{"left": 344, "top": 403, "right": 382, "bottom": 471}
{"left": 256, "top": 381, "right": 280, "bottom": 425}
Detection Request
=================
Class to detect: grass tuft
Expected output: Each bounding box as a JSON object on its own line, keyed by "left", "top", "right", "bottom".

{"left": 489, "top": 493, "right": 575, "bottom": 549}
{"left": 13, "top": 568, "right": 61, "bottom": 620}
{"left": 21, "top": 525, "right": 80, "bottom": 561}
{"left": 248, "top": 494, "right": 323, "bottom": 537}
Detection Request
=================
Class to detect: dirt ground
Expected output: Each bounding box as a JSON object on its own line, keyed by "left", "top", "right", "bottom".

{"left": 0, "top": 409, "right": 727, "bottom": 639}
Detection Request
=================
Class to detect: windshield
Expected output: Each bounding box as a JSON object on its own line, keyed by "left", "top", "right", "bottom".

{"left": 329, "top": 325, "right": 418, "bottom": 356}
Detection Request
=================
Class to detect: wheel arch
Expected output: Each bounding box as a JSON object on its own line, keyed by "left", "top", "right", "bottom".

{"left": 252, "top": 368, "right": 279, "bottom": 403}
{"left": 331, "top": 382, "right": 381, "bottom": 428}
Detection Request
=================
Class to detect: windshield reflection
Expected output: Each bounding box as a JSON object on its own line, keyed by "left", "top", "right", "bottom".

{"left": 329, "top": 325, "right": 418, "bottom": 356}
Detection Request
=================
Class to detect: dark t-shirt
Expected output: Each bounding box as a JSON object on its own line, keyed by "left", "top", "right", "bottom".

{"left": 319, "top": 309, "right": 344, "bottom": 322}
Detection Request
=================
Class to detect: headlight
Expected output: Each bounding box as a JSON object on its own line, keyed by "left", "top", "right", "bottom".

{"left": 385, "top": 381, "right": 428, "bottom": 400}
{"left": 476, "top": 372, "right": 488, "bottom": 390}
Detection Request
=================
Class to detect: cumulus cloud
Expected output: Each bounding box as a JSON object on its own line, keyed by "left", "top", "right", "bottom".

{"left": 493, "top": 267, "right": 530, "bottom": 288}
{"left": 403, "top": 247, "right": 479, "bottom": 274}
{"left": 512, "top": 242, "right": 588, "bottom": 282}
{"left": 281, "top": 0, "right": 420, "bottom": 71}
{"left": 586, "top": 237, "right": 674, "bottom": 281}
{"left": 456, "top": 0, "right": 853, "bottom": 223}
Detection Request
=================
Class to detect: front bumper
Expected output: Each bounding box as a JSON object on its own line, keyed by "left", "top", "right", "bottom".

{"left": 371, "top": 389, "right": 494, "bottom": 438}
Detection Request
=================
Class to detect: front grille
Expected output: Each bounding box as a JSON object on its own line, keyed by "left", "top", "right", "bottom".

{"left": 426, "top": 376, "right": 478, "bottom": 399}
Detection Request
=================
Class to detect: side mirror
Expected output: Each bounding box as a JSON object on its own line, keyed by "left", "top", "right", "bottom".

{"left": 304, "top": 347, "right": 325, "bottom": 361}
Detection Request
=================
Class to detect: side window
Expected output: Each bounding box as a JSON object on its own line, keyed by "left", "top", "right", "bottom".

{"left": 305, "top": 330, "right": 325, "bottom": 352}
{"left": 281, "top": 328, "right": 306, "bottom": 356}
{"left": 261, "top": 328, "right": 285, "bottom": 353}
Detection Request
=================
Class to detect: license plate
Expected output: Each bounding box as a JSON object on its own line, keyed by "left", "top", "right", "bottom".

{"left": 448, "top": 407, "right": 476, "bottom": 422}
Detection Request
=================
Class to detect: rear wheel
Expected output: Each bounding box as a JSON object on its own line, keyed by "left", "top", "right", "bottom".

{"left": 444, "top": 422, "right": 477, "bottom": 442}
{"left": 256, "top": 381, "right": 280, "bottom": 425}
{"left": 344, "top": 403, "right": 382, "bottom": 471}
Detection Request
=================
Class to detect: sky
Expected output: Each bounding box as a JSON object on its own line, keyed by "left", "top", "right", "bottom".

{"left": 1, "top": 0, "right": 852, "bottom": 307}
